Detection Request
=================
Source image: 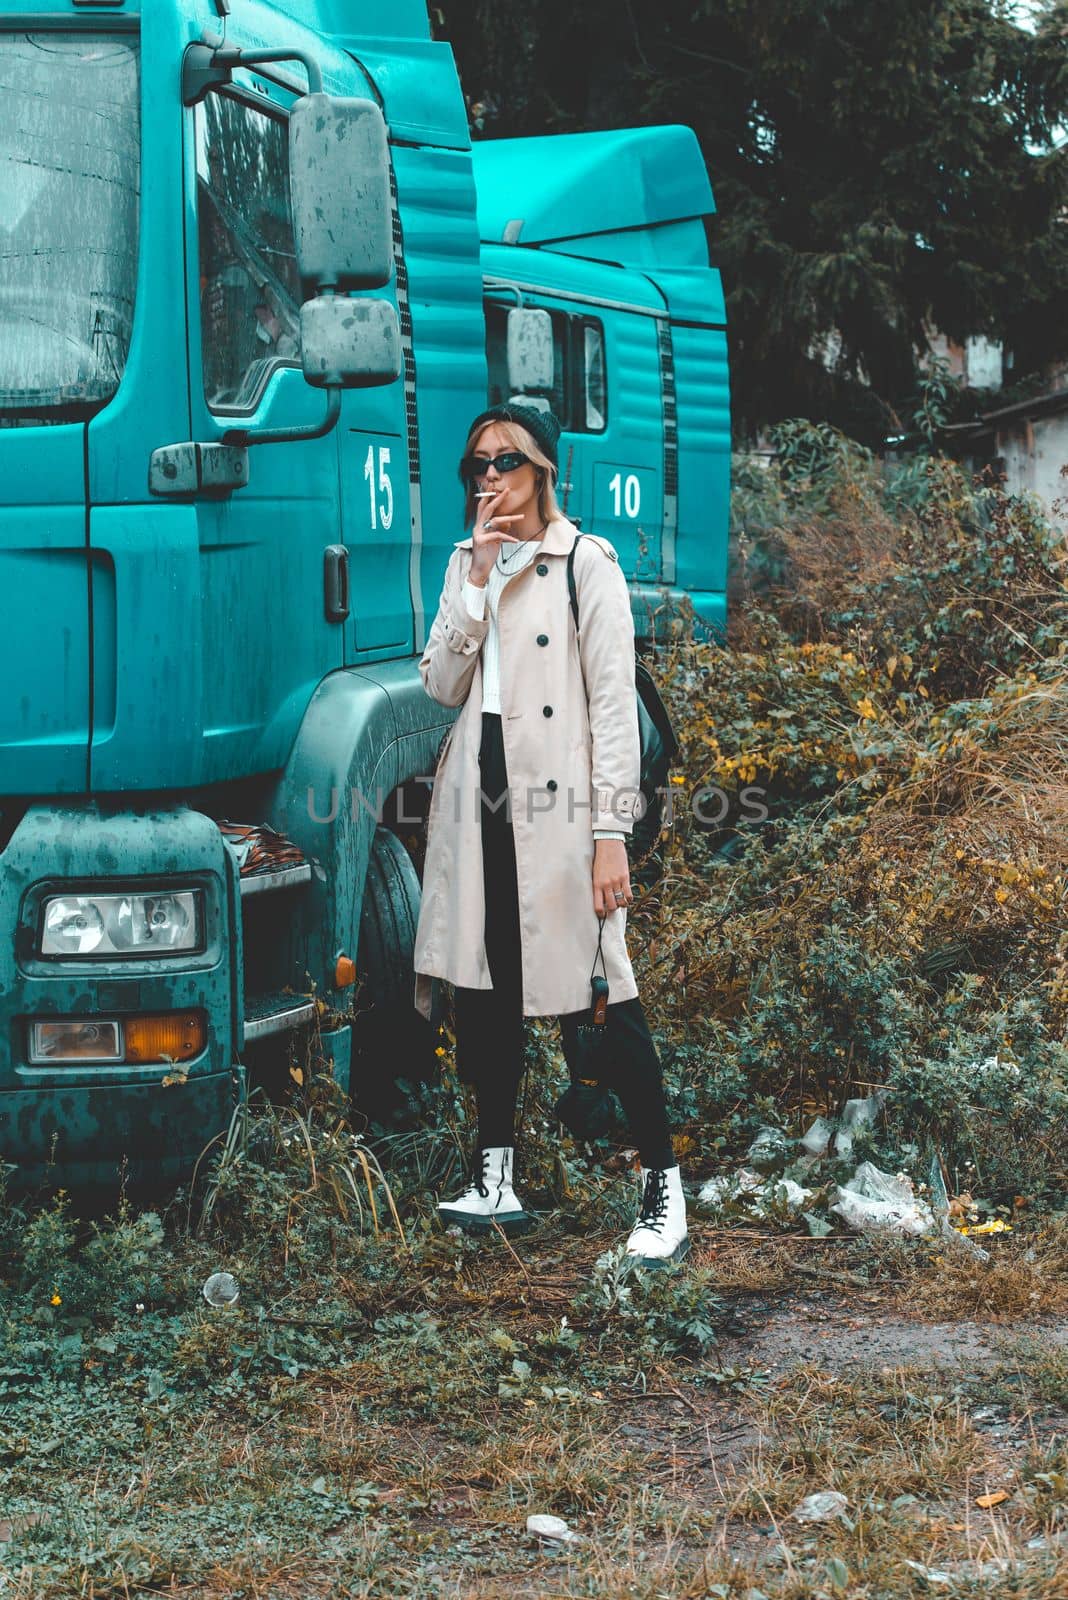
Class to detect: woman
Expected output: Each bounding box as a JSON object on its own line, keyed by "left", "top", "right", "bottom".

{"left": 412, "top": 401, "right": 688, "bottom": 1265}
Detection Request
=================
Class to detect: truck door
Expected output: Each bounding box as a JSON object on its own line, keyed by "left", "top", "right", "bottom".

{"left": 0, "top": 29, "right": 140, "bottom": 795}
{"left": 338, "top": 366, "right": 414, "bottom": 659}
{"left": 485, "top": 290, "right": 663, "bottom": 580}
{"left": 586, "top": 305, "right": 663, "bottom": 582}
{"left": 182, "top": 63, "right": 346, "bottom": 786}
{"left": 335, "top": 119, "right": 412, "bottom": 658}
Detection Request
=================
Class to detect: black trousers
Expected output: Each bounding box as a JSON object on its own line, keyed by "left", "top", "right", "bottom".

{"left": 452, "top": 711, "right": 675, "bottom": 1171}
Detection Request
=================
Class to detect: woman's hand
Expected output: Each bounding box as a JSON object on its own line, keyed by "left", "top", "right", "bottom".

{"left": 592, "top": 838, "right": 633, "bottom": 916}
{"left": 469, "top": 489, "right": 525, "bottom": 585}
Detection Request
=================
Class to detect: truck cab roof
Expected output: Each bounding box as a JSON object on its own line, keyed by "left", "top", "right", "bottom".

{"left": 472, "top": 125, "right": 715, "bottom": 253}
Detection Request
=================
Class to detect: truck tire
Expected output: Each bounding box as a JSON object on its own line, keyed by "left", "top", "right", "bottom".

{"left": 353, "top": 824, "right": 443, "bottom": 1126}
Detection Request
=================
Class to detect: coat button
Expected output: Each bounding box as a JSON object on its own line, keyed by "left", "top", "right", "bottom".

{"left": 537, "top": 633, "right": 549, "bottom": 646}
{"left": 547, "top": 779, "right": 558, "bottom": 791}
{"left": 536, "top": 563, "right": 548, "bottom": 575}
{"left": 543, "top": 705, "right": 553, "bottom": 717}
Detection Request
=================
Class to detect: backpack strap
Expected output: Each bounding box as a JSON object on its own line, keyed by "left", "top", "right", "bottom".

{"left": 566, "top": 531, "right": 584, "bottom": 633}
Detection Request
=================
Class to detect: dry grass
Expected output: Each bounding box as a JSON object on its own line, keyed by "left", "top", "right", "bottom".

{"left": 893, "top": 1222, "right": 1068, "bottom": 1322}
{"left": 3, "top": 1217, "right": 1066, "bottom": 1599}
{"left": 727, "top": 1367, "right": 997, "bottom": 1519}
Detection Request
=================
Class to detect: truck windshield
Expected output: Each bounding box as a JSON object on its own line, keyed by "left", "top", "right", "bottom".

{"left": 0, "top": 33, "right": 139, "bottom": 423}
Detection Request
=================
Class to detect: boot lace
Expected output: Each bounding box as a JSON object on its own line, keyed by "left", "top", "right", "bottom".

{"left": 464, "top": 1147, "right": 491, "bottom": 1200}
{"left": 637, "top": 1168, "right": 668, "bottom": 1234}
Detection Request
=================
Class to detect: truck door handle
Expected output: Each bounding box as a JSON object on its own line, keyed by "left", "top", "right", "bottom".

{"left": 324, "top": 544, "right": 350, "bottom": 623}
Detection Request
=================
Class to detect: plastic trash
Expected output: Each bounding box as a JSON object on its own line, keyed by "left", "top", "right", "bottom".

{"left": 791, "top": 1490, "right": 849, "bottom": 1523}
{"left": 526, "top": 1514, "right": 582, "bottom": 1544}
{"left": 772, "top": 1178, "right": 814, "bottom": 1211}
{"left": 830, "top": 1162, "right": 935, "bottom": 1236}
{"left": 202, "top": 1271, "right": 240, "bottom": 1307}
{"left": 698, "top": 1168, "right": 765, "bottom": 1207}
{"left": 697, "top": 1169, "right": 812, "bottom": 1217}
{"left": 902, "top": 1560, "right": 953, "bottom": 1586}
{"left": 832, "top": 1090, "right": 888, "bottom": 1158}
{"left": 927, "top": 1150, "right": 991, "bottom": 1262}
{"left": 970, "top": 1052, "right": 1020, "bottom": 1083}
{"left": 905, "top": 1557, "right": 1019, "bottom": 1584}
{"left": 746, "top": 1125, "right": 792, "bottom": 1173}
{"left": 799, "top": 1116, "right": 834, "bottom": 1157}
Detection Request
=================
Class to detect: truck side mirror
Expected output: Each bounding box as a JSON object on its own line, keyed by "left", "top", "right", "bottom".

{"left": 507, "top": 308, "right": 554, "bottom": 393}
{"left": 301, "top": 298, "right": 401, "bottom": 388}
{"left": 288, "top": 95, "right": 400, "bottom": 391}
{"left": 289, "top": 95, "right": 392, "bottom": 292}
{"left": 152, "top": 56, "right": 402, "bottom": 495}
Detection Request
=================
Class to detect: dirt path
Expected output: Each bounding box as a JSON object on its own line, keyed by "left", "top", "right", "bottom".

{"left": 714, "top": 1291, "right": 1068, "bottom": 1374}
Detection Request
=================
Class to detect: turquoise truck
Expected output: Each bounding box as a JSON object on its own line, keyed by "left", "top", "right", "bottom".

{"left": 0, "top": 0, "right": 730, "bottom": 1188}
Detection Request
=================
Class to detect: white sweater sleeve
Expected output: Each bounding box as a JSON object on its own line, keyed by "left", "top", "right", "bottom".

{"left": 461, "top": 577, "right": 487, "bottom": 620}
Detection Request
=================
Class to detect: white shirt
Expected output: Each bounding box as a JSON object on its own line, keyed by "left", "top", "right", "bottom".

{"left": 461, "top": 542, "right": 626, "bottom": 844}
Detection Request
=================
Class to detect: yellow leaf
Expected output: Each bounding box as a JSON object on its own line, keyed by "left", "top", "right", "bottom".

{"left": 917, "top": 683, "right": 929, "bottom": 698}
{"left": 975, "top": 1490, "right": 1009, "bottom": 1509}
{"left": 290, "top": 1065, "right": 304, "bottom": 1086}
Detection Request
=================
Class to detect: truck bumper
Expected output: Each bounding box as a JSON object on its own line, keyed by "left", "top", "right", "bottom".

{"left": 0, "top": 1063, "right": 245, "bottom": 1190}
{"left": 0, "top": 801, "right": 243, "bottom": 1188}
{"left": 630, "top": 586, "right": 727, "bottom": 644}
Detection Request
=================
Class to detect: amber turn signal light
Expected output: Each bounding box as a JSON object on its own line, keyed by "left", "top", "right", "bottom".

{"left": 124, "top": 1012, "right": 205, "bottom": 1064}
{"left": 334, "top": 955, "right": 357, "bottom": 988}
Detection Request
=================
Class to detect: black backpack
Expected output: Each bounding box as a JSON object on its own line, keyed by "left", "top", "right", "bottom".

{"left": 566, "top": 533, "right": 680, "bottom": 860}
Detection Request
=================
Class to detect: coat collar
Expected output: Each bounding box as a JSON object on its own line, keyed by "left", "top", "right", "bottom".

{"left": 453, "top": 515, "right": 578, "bottom": 558}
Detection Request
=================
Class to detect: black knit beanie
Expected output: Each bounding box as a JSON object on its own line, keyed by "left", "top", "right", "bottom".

{"left": 464, "top": 401, "right": 563, "bottom": 479}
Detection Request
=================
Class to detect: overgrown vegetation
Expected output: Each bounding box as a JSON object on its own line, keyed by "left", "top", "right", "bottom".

{"left": 2, "top": 430, "right": 1066, "bottom": 1595}
{"left": 646, "top": 421, "right": 1068, "bottom": 1207}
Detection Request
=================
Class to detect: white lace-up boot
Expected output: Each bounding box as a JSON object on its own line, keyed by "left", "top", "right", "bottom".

{"left": 625, "top": 1164, "right": 689, "bottom": 1267}
{"left": 436, "top": 1146, "right": 530, "bottom": 1233}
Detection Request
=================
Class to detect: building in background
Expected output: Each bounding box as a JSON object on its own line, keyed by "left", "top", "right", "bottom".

{"left": 939, "top": 355, "right": 1068, "bottom": 529}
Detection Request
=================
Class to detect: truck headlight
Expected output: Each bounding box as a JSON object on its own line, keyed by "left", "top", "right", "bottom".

{"left": 41, "top": 891, "right": 201, "bottom": 957}
{"left": 30, "top": 1018, "right": 123, "bottom": 1063}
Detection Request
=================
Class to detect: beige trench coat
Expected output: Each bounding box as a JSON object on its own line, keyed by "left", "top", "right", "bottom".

{"left": 412, "top": 514, "right": 642, "bottom": 1020}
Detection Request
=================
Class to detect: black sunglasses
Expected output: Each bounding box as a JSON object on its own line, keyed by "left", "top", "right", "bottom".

{"left": 459, "top": 450, "right": 531, "bottom": 480}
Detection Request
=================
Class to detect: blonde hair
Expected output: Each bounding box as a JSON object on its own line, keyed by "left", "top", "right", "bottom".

{"left": 460, "top": 417, "right": 562, "bottom": 530}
